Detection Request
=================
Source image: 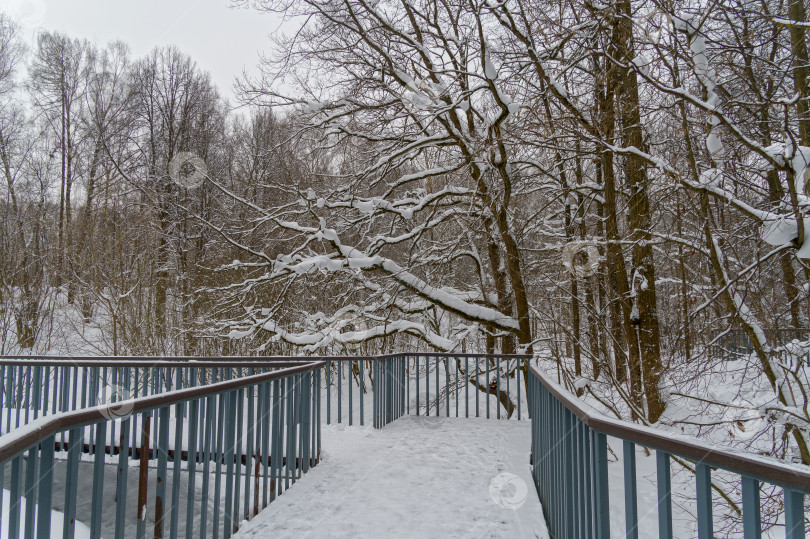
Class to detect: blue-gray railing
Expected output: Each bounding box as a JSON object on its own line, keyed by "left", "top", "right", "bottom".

{"left": 0, "top": 360, "right": 323, "bottom": 539}
{"left": 529, "top": 364, "right": 810, "bottom": 538}
{"left": 0, "top": 352, "right": 529, "bottom": 538}
{"left": 0, "top": 353, "right": 530, "bottom": 434}
{"left": 714, "top": 329, "right": 810, "bottom": 365}
{"left": 325, "top": 353, "right": 531, "bottom": 426}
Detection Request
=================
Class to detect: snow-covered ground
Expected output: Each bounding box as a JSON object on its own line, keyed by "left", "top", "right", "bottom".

{"left": 233, "top": 416, "right": 548, "bottom": 538}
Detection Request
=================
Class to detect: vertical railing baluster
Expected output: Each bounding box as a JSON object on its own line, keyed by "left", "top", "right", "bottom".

{"left": 293, "top": 372, "right": 301, "bottom": 472}
{"left": 246, "top": 374, "right": 256, "bottom": 521}
{"left": 239, "top": 387, "right": 249, "bottom": 525}
{"left": 260, "top": 382, "right": 271, "bottom": 509}
{"left": 349, "top": 360, "right": 354, "bottom": 426}
{"left": 582, "top": 421, "right": 593, "bottom": 537}
{"left": 5, "top": 365, "right": 13, "bottom": 433}
{"left": 624, "top": 440, "right": 639, "bottom": 539}
{"left": 39, "top": 365, "right": 49, "bottom": 415}
{"left": 12, "top": 365, "right": 19, "bottom": 429}
{"left": 32, "top": 365, "right": 41, "bottom": 420}
{"left": 91, "top": 422, "right": 107, "bottom": 538}
{"left": 131, "top": 367, "right": 139, "bottom": 458}
{"left": 302, "top": 371, "right": 311, "bottom": 473}
{"left": 564, "top": 410, "right": 574, "bottom": 536}
{"left": 36, "top": 435, "right": 55, "bottom": 539}
{"left": 425, "top": 356, "right": 429, "bottom": 417}
{"left": 486, "top": 357, "right": 490, "bottom": 419}
{"left": 445, "top": 357, "right": 450, "bottom": 417}
{"left": 154, "top": 406, "right": 170, "bottom": 538}
{"left": 0, "top": 450, "right": 6, "bottom": 533}
{"left": 593, "top": 431, "right": 609, "bottom": 537}
{"left": 185, "top": 396, "right": 200, "bottom": 539}
{"left": 784, "top": 488, "right": 805, "bottom": 539}
{"left": 234, "top": 388, "right": 245, "bottom": 528}
{"left": 656, "top": 451, "right": 673, "bottom": 539}
{"left": 213, "top": 391, "right": 225, "bottom": 539}
{"left": 506, "top": 358, "right": 510, "bottom": 419}
{"left": 224, "top": 390, "right": 237, "bottom": 538}
{"left": 465, "top": 356, "right": 469, "bottom": 418}
{"left": 360, "top": 360, "right": 365, "bottom": 426}
{"left": 108, "top": 367, "right": 117, "bottom": 452}
{"left": 696, "top": 463, "right": 713, "bottom": 539}
{"left": 64, "top": 427, "right": 81, "bottom": 539}
{"left": 271, "top": 378, "right": 281, "bottom": 502}
{"left": 114, "top": 417, "right": 130, "bottom": 539}
{"left": 517, "top": 358, "right": 522, "bottom": 420}
{"left": 416, "top": 356, "right": 420, "bottom": 416}
{"left": 170, "top": 401, "right": 185, "bottom": 539}
{"left": 23, "top": 444, "right": 37, "bottom": 539}
{"left": 434, "top": 356, "right": 439, "bottom": 417}
{"left": 316, "top": 368, "right": 322, "bottom": 461}
{"left": 741, "top": 476, "right": 761, "bottom": 539}
{"left": 496, "top": 357, "right": 501, "bottom": 420}
{"left": 285, "top": 376, "right": 294, "bottom": 489}
{"left": 475, "top": 358, "right": 480, "bottom": 418}
{"left": 9, "top": 454, "right": 22, "bottom": 539}
{"left": 199, "top": 396, "right": 215, "bottom": 539}
{"left": 72, "top": 365, "right": 78, "bottom": 412}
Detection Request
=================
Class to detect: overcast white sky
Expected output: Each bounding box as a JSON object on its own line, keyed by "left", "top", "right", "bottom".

{"left": 0, "top": 0, "right": 280, "bottom": 103}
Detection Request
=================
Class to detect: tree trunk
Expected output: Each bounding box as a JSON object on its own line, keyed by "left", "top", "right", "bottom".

{"left": 615, "top": 0, "right": 666, "bottom": 422}
{"left": 601, "top": 51, "right": 644, "bottom": 416}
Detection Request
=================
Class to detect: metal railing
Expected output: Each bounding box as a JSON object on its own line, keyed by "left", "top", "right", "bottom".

{"left": 0, "top": 360, "right": 323, "bottom": 539}
{"left": 0, "top": 353, "right": 531, "bottom": 435}
{"left": 0, "top": 352, "right": 529, "bottom": 538}
{"left": 324, "top": 353, "right": 531, "bottom": 426}
{"left": 528, "top": 364, "right": 810, "bottom": 539}
{"left": 713, "top": 329, "right": 810, "bottom": 364}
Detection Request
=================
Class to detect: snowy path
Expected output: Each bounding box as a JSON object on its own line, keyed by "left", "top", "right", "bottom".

{"left": 234, "top": 416, "right": 548, "bottom": 538}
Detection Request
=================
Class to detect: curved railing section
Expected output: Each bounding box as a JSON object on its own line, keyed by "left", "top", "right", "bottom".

{"left": 0, "top": 360, "right": 323, "bottom": 539}
{"left": 529, "top": 364, "right": 810, "bottom": 539}
{"left": 0, "top": 352, "right": 531, "bottom": 537}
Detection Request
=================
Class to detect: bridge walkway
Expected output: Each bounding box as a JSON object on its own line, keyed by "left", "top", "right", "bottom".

{"left": 234, "top": 416, "right": 549, "bottom": 538}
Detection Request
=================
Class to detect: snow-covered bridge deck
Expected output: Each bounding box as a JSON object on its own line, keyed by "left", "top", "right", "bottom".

{"left": 234, "top": 416, "right": 548, "bottom": 538}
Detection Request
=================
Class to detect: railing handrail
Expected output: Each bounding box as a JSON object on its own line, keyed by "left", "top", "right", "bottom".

{"left": 530, "top": 364, "right": 810, "bottom": 493}
{"left": 0, "top": 360, "right": 324, "bottom": 464}
{"left": 0, "top": 352, "right": 532, "bottom": 365}
{"left": 0, "top": 358, "right": 333, "bottom": 368}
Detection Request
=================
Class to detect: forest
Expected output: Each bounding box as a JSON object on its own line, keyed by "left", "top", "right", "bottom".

{"left": 1, "top": 0, "right": 810, "bottom": 511}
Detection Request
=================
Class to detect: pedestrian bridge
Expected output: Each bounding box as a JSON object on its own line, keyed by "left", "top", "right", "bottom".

{"left": 0, "top": 354, "right": 806, "bottom": 538}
